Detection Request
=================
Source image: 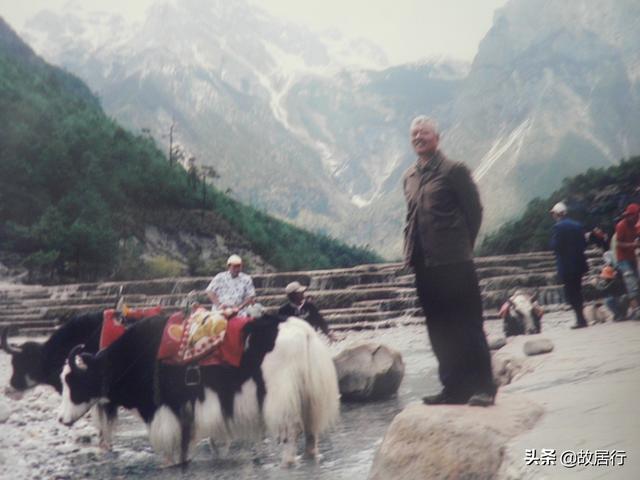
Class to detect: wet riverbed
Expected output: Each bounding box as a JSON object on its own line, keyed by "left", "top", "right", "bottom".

{"left": 1, "top": 312, "right": 574, "bottom": 480}
{"left": 0, "top": 321, "right": 444, "bottom": 480}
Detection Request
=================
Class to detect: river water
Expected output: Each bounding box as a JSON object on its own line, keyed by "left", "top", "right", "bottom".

{"left": 1, "top": 318, "right": 515, "bottom": 480}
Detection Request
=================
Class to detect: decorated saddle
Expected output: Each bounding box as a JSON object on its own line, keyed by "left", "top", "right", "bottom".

{"left": 99, "top": 305, "right": 164, "bottom": 350}
{"left": 157, "top": 308, "right": 253, "bottom": 367}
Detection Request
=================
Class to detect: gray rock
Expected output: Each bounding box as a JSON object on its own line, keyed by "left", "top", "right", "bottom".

{"left": 369, "top": 395, "right": 543, "bottom": 480}
{"left": 487, "top": 336, "right": 507, "bottom": 350}
{"left": 58, "top": 443, "right": 81, "bottom": 455}
{"left": 72, "top": 448, "right": 102, "bottom": 463}
{"left": 333, "top": 343, "right": 405, "bottom": 401}
{"left": 0, "top": 400, "right": 10, "bottom": 423}
{"left": 584, "top": 303, "right": 611, "bottom": 324}
{"left": 492, "top": 354, "right": 523, "bottom": 387}
{"left": 523, "top": 338, "right": 554, "bottom": 356}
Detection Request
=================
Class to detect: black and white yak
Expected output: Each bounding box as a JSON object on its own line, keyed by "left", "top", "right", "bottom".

{"left": 500, "top": 290, "right": 543, "bottom": 337}
{"left": 58, "top": 313, "right": 339, "bottom": 467}
{"left": 1, "top": 311, "right": 121, "bottom": 448}
{"left": 1, "top": 311, "right": 104, "bottom": 394}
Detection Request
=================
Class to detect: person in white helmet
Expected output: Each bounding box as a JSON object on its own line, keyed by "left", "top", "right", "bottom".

{"left": 550, "top": 202, "right": 589, "bottom": 329}
{"left": 205, "top": 254, "right": 256, "bottom": 316}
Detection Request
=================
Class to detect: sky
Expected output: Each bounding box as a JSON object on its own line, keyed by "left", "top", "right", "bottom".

{"left": 0, "top": 0, "right": 508, "bottom": 64}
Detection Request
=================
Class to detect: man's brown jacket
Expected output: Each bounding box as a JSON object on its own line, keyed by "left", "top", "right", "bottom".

{"left": 402, "top": 150, "right": 482, "bottom": 267}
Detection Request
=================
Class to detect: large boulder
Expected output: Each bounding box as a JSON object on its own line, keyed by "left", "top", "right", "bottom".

{"left": 487, "top": 335, "right": 507, "bottom": 350}
{"left": 369, "top": 395, "right": 543, "bottom": 480}
{"left": 333, "top": 343, "right": 405, "bottom": 401}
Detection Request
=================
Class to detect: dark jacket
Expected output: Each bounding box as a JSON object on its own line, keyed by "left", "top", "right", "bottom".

{"left": 278, "top": 301, "right": 330, "bottom": 335}
{"left": 402, "top": 150, "right": 482, "bottom": 267}
{"left": 550, "top": 218, "right": 588, "bottom": 279}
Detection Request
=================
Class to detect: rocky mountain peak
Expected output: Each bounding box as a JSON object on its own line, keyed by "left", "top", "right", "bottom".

{"left": 9, "top": 0, "right": 640, "bottom": 258}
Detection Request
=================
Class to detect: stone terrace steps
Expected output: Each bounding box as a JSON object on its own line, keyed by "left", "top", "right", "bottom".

{"left": 0, "top": 317, "right": 60, "bottom": 330}
{"left": 351, "top": 298, "right": 420, "bottom": 311}
{"left": 0, "top": 250, "right": 606, "bottom": 336}
{"left": 324, "top": 309, "right": 422, "bottom": 325}
{"left": 331, "top": 316, "right": 424, "bottom": 332}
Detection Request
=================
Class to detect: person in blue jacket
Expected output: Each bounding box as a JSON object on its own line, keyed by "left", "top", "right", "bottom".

{"left": 550, "top": 202, "right": 589, "bottom": 329}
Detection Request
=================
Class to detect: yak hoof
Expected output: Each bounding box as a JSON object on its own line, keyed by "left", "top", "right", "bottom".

{"left": 280, "top": 455, "right": 298, "bottom": 468}
{"left": 99, "top": 440, "right": 112, "bottom": 451}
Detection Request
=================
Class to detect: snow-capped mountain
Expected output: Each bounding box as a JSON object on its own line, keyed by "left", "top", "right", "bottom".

{"left": 16, "top": 0, "right": 640, "bottom": 257}
{"left": 20, "top": 0, "right": 401, "bottom": 245}
{"left": 445, "top": 0, "right": 640, "bottom": 230}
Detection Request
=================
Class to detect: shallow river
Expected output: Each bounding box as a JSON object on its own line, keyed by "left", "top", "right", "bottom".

{"left": 0, "top": 318, "right": 519, "bottom": 480}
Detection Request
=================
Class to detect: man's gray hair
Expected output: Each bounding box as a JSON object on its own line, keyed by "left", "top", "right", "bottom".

{"left": 410, "top": 115, "right": 439, "bottom": 134}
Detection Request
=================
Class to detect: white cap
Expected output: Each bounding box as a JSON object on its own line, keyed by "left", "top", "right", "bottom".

{"left": 285, "top": 281, "right": 307, "bottom": 295}
{"left": 550, "top": 202, "right": 567, "bottom": 215}
{"left": 226, "top": 254, "right": 242, "bottom": 265}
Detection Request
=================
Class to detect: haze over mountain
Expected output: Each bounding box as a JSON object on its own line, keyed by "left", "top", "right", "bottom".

{"left": 15, "top": 0, "right": 640, "bottom": 258}
{"left": 0, "top": 15, "right": 378, "bottom": 282}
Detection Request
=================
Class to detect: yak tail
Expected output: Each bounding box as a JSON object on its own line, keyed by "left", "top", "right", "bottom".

{"left": 301, "top": 326, "right": 340, "bottom": 437}
{"left": 262, "top": 318, "right": 339, "bottom": 441}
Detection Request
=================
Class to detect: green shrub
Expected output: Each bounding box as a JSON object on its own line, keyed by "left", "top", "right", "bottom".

{"left": 480, "top": 156, "right": 640, "bottom": 254}
{"left": 144, "top": 255, "right": 186, "bottom": 278}
{"left": 0, "top": 33, "right": 381, "bottom": 280}
{"left": 23, "top": 249, "right": 59, "bottom": 281}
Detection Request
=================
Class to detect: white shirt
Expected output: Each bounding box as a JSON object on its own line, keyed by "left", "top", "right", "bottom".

{"left": 205, "top": 271, "right": 255, "bottom": 308}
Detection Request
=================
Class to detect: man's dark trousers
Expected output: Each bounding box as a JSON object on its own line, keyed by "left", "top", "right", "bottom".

{"left": 562, "top": 272, "right": 587, "bottom": 326}
{"left": 414, "top": 258, "right": 496, "bottom": 401}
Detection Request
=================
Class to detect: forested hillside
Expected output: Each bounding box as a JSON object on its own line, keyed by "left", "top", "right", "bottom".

{"left": 479, "top": 156, "right": 640, "bottom": 255}
{"left": 0, "top": 18, "right": 379, "bottom": 282}
{"left": 18, "top": 0, "right": 640, "bottom": 257}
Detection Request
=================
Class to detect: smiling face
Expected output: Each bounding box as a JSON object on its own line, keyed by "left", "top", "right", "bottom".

{"left": 228, "top": 263, "right": 242, "bottom": 278}
{"left": 411, "top": 123, "right": 439, "bottom": 158}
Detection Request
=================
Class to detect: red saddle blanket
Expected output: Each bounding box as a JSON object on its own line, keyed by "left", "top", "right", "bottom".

{"left": 157, "top": 312, "right": 253, "bottom": 367}
{"left": 99, "top": 306, "right": 163, "bottom": 350}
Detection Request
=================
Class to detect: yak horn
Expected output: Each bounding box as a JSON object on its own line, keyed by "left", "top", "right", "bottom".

{"left": 114, "top": 284, "right": 125, "bottom": 311}
{"left": 68, "top": 344, "right": 89, "bottom": 372}
{"left": 0, "top": 327, "right": 23, "bottom": 355}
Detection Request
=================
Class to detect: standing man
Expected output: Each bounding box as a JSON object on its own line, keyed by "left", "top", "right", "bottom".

{"left": 549, "top": 202, "right": 589, "bottom": 329}
{"left": 206, "top": 254, "right": 256, "bottom": 316}
{"left": 614, "top": 203, "right": 640, "bottom": 319}
{"left": 402, "top": 115, "right": 496, "bottom": 407}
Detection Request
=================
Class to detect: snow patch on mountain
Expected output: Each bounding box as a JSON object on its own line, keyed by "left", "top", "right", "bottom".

{"left": 406, "top": 55, "right": 470, "bottom": 79}
{"left": 474, "top": 118, "right": 532, "bottom": 182}
{"left": 318, "top": 29, "right": 389, "bottom": 72}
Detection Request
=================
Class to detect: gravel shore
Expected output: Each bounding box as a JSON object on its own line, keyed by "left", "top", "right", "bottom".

{"left": 497, "top": 316, "right": 640, "bottom": 479}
